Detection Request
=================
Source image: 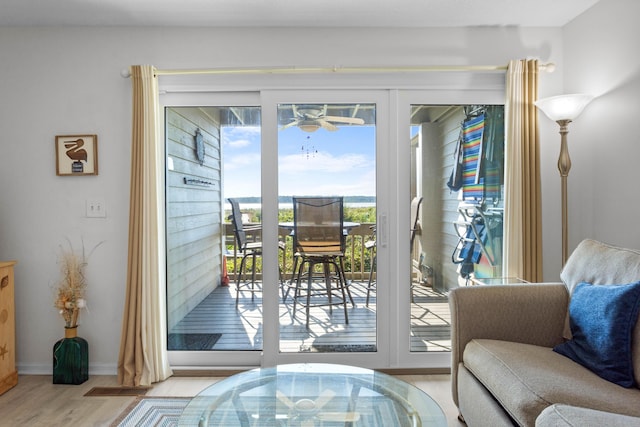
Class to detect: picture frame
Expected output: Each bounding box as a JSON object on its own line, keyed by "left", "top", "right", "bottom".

{"left": 55, "top": 134, "right": 98, "bottom": 176}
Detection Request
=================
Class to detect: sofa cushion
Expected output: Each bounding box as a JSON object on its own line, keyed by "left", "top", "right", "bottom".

{"left": 554, "top": 281, "right": 640, "bottom": 387}
{"left": 536, "top": 404, "right": 640, "bottom": 427}
{"left": 561, "top": 240, "right": 640, "bottom": 294}
{"left": 463, "top": 339, "right": 640, "bottom": 426}
{"left": 560, "top": 239, "right": 640, "bottom": 385}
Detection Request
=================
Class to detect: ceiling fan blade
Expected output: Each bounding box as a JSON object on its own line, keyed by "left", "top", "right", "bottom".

{"left": 279, "top": 120, "right": 301, "bottom": 131}
{"left": 276, "top": 390, "right": 295, "bottom": 409}
{"left": 317, "top": 412, "right": 361, "bottom": 422}
{"left": 323, "top": 115, "right": 365, "bottom": 125}
{"left": 318, "top": 119, "right": 338, "bottom": 131}
{"left": 301, "top": 110, "right": 323, "bottom": 120}
{"left": 313, "top": 389, "right": 336, "bottom": 409}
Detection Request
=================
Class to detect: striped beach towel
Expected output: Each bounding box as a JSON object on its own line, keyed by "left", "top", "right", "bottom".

{"left": 462, "top": 113, "right": 485, "bottom": 200}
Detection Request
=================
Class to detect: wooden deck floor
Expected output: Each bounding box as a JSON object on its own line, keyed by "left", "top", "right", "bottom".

{"left": 170, "top": 280, "right": 451, "bottom": 353}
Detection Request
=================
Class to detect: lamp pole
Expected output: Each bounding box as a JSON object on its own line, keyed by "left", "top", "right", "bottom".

{"left": 535, "top": 93, "right": 593, "bottom": 268}
{"left": 556, "top": 119, "right": 572, "bottom": 265}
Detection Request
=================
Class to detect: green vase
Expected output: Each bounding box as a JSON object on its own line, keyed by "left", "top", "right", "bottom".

{"left": 52, "top": 327, "right": 89, "bottom": 384}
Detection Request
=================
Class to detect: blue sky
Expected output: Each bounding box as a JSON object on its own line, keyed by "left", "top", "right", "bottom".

{"left": 222, "top": 125, "right": 376, "bottom": 199}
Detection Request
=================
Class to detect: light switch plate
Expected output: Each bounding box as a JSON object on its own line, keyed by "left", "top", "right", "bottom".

{"left": 86, "top": 198, "right": 106, "bottom": 218}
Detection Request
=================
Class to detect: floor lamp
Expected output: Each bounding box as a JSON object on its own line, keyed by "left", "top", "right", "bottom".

{"left": 535, "top": 94, "right": 593, "bottom": 265}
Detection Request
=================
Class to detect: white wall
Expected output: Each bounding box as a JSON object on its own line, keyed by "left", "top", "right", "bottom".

{"left": 0, "top": 23, "right": 592, "bottom": 374}
{"left": 538, "top": 0, "right": 640, "bottom": 279}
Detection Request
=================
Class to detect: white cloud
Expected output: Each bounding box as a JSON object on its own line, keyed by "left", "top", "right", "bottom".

{"left": 278, "top": 151, "right": 375, "bottom": 196}
{"left": 279, "top": 151, "right": 371, "bottom": 174}
{"left": 222, "top": 126, "right": 260, "bottom": 149}
{"left": 226, "top": 139, "right": 251, "bottom": 148}
{"left": 224, "top": 152, "right": 260, "bottom": 171}
{"left": 222, "top": 125, "right": 376, "bottom": 197}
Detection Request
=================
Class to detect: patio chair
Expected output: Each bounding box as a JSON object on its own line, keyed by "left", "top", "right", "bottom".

{"left": 290, "top": 196, "right": 351, "bottom": 328}
{"left": 228, "top": 198, "right": 285, "bottom": 306}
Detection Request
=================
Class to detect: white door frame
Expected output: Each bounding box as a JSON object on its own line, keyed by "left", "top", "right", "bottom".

{"left": 393, "top": 89, "right": 505, "bottom": 369}
{"left": 161, "top": 81, "right": 506, "bottom": 370}
{"left": 162, "top": 91, "right": 264, "bottom": 369}
{"left": 261, "top": 89, "right": 390, "bottom": 368}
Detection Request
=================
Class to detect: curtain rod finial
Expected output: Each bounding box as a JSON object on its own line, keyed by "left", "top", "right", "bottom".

{"left": 540, "top": 62, "right": 556, "bottom": 73}
{"left": 120, "top": 67, "right": 131, "bottom": 78}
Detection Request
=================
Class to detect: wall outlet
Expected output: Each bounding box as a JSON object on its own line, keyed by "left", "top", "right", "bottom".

{"left": 86, "top": 198, "right": 106, "bottom": 218}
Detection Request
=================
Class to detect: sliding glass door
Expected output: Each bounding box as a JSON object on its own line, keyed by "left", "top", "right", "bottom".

{"left": 162, "top": 86, "right": 505, "bottom": 370}
{"left": 261, "top": 90, "right": 389, "bottom": 367}
{"left": 396, "top": 90, "right": 505, "bottom": 368}
{"left": 406, "top": 103, "right": 505, "bottom": 356}
{"left": 276, "top": 101, "right": 377, "bottom": 354}
{"left": 164, "top": 92, "right": 265, "bottom": 367}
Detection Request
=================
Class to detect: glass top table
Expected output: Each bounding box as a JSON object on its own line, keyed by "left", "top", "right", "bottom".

{"left": 469, "top": 276, "right": 529, "bottom": 286}
{"left": 178, "top": 363, "right": 447, "bottom": 426}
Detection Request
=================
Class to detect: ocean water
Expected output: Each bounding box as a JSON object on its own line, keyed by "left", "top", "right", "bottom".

{"left": 226, "top": 202, "right": 376, "bottom": 210}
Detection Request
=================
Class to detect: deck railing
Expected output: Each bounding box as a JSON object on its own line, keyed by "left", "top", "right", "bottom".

{"left": 224, "top": 222, "right": 376, "bottom": 282}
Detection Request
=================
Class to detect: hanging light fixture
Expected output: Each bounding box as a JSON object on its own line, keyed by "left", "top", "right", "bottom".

{"left": 298, "top": 121, "right": 321, "bottom": 133}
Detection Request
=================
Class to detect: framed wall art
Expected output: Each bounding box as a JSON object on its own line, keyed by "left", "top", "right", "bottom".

{"left": 55, "top": 134, "right": 98, "bottom": 176}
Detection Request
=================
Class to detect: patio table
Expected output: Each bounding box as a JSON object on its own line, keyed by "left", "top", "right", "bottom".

{"left": 279, "top": 221, "right": 361, "bottom": 233}
{"left": 178, "top": 363, "right": 447, "bottom": 426}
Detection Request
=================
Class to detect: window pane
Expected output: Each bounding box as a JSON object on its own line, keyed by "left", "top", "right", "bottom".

{"left": 277, "top": 103, "right": 377, "bottom": 353}
{"left": 410, "top": 104, "right": 505, "bottom": 352}
{"left": 166, "top": 106, "right": 263, "bottom": 351}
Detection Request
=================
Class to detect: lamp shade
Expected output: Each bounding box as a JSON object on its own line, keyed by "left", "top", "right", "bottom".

{"left": 535, "top": 93, "right": 594, "bottom": 121}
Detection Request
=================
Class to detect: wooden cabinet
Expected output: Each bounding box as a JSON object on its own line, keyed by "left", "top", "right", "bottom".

{"left": 0, "top": 261, "right": 17, "bottom": 395}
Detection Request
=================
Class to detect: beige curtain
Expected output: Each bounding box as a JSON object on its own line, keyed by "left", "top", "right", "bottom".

{"left": 117, "top": 65, "right": 173, "bottom": 386}
{"left": 503, "top": 59, "right": 543, "bottom": 282}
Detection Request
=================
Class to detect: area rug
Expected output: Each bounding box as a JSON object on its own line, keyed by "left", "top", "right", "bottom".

{"left": 167, "top": 333, "right": 221, "bottom": 350}
{"left": 85, "top": 386, "right": 149, "bottom": 397}
{"left": 110, "top": 396, "right": 191, "bottom": 427}
{"left": 201, "top": 395, "right": 406, "bottom": 425}
{"left": 112, "top": 394, "right": 412, "bottom": 426}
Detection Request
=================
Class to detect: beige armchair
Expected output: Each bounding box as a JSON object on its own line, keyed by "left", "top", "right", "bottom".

{"left": 449, "top": 239, "right": 640, "bottom": 426}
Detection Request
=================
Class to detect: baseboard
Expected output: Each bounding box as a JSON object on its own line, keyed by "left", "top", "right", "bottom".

{"left": 378, "top": 367, "right": 451, "bottom": 375}
{"left": 18, "top": 364, "right": 449, "bottom": 377}
{"left": 18, "top": 363, "right": 117, "bottom": 376}
{"left": 171, "top": 368, "right": 246, "bottom": 377}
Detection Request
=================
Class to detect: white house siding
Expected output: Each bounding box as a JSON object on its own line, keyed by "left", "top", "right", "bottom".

{"left": 166, "top": 107, "right": 223, "bottom": 330}
{"left": 417, "top": 108, "right": 468, "bottom": 293}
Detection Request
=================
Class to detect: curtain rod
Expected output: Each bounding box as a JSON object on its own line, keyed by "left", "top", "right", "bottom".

{"left": 120, "top": 63, "right": 555, "bottom": 78}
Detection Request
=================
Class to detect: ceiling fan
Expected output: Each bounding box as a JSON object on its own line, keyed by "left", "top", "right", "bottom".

{"left": 280, "top": 105, "right": 365, "bottom": 132}
{"left": 276, "top": 389, "right": 361, "bottom": 426}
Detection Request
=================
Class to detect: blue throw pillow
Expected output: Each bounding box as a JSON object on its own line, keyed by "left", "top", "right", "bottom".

{"left": 554, "top": 281, "right": 640, "bottom": 387}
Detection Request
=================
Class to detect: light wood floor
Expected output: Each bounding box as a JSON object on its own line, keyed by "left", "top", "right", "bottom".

{"left": 0, "top": 373, "right": 464, "bottom": 426}
{"left": 2, "top": 285, "right": 454, "bottom": 425}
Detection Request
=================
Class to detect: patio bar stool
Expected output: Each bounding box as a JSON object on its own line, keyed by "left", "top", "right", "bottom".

{"left": 290, "top": 196, "right": 351, "bottom": 328}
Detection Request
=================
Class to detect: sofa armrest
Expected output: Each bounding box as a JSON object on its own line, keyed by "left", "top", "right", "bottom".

{"left": 449, "top": 283, "right": 569, "bottom": 407}
{"left": 536, "top": 404, "right": 640, "bottom": 427}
